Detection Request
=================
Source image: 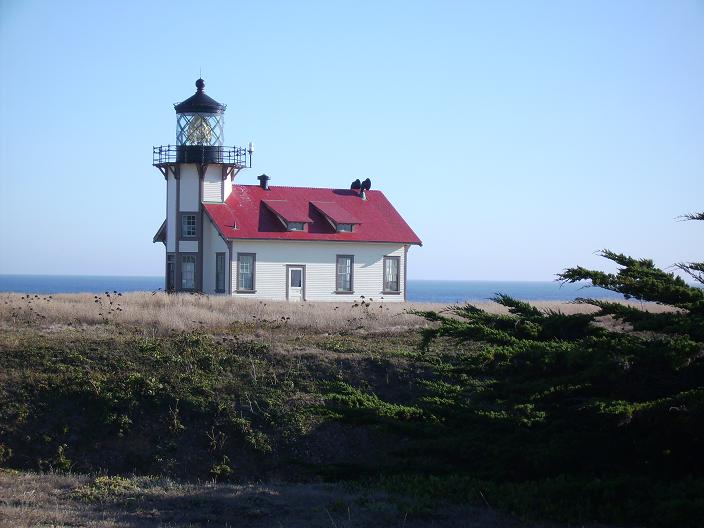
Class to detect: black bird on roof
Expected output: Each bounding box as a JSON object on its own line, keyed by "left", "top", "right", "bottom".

{"left": 361, "top": 178, "right": 372, "bottom": 191}
{"left": 350, "top": 179, "right": 362, "bottom": 190}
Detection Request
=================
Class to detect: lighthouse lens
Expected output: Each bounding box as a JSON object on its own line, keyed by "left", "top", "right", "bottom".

{"left": 176, "top": 113, "right": 224, "bottom": 146}
{"left": 187, "top": 115, "right": 211, "bottom": 144}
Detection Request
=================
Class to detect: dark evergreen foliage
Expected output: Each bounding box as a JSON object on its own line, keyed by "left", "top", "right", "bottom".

{"left": 323, "top": 212, "right": 704, "bottom": 526}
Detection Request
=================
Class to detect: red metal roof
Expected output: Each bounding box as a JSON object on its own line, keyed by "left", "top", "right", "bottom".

{"left": 203, "top": 185, "right": 421, "bottom": 245}
{"left": 262, "top": 199, "right": 312, "bottom": 223}
{"left": 310, "top": 201, "right": 361, "bottom": 224}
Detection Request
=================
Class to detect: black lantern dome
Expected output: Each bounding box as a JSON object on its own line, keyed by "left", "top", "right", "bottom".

{"left": 174, "top": 78, "right": 226, "bottom": 114}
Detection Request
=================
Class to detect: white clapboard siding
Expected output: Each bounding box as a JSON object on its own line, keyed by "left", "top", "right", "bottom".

{"left": 202, "top": 217, "right": 229, "bottom": 294}
{"left": 229, "top": 240, "right": 405, "bottom": 302}
{"left": 202, "top": 165, "right": 223, "bottom": 203}
{"left": 178, "top": 165, "right": 199, "bottom": 211}
{"left": 166, "top": 174, "right": 177, "bottom": 252}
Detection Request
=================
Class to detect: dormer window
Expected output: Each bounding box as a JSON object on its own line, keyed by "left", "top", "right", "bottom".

{"left": 311, "top": 201, "right": 360, "bottom": 234}
{"left": 262, "top": 200, "right": 312, "bottom": 232}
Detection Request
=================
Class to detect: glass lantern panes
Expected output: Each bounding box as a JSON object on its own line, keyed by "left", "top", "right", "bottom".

{"left": 176, "top": 113, "right": 224, "bottom": 146}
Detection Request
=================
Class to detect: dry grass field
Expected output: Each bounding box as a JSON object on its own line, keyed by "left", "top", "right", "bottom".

{"left": 0, "top": 291, "right": 666, "bottom": 336}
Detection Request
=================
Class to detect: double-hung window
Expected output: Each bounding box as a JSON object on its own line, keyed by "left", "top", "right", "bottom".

{"left": 182, "top": 214, "right": 196, "bottom": 237}
{"left": 181, "top": 255, "right": 196, "bottom": 289}
{"left": 383, "top": 256, "right": 400, "bottom": 293}
{"left": 215, "top": 253, "right": 226, "bottom": 293}
{"left": 336, "top": 255, "right": 353, "bottom": 293}
{"left": 237, "top": 253, "right": 255, "bottom": 292}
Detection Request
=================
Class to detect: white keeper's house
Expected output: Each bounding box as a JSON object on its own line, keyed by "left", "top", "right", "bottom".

{"left": 153, "top": 79, "right": 421, "bottom": 301}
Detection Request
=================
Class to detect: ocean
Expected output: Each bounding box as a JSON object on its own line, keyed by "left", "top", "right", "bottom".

{"left": 0, "top": 275, "right": 625, "bottom": 302}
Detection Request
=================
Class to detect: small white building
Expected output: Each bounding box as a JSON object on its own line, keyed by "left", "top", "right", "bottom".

{"left": 153, "top": 79, "right": 421, "bottom": 301}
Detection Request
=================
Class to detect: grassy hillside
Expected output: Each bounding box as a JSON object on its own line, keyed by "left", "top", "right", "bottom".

{"left": 0, "top": 292, "right": 700, "bottom": 527}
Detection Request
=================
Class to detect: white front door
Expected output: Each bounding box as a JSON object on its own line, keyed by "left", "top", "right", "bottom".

{"left": 287, "top": 266, "right": 304, "bottom": 302}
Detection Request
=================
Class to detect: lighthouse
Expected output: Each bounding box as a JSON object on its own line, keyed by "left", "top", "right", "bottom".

{"left": 153, "top": 79, "right": 251, "bottom": 292}
{"left": 153, "top": 79, "right": 420, "bottom": 301}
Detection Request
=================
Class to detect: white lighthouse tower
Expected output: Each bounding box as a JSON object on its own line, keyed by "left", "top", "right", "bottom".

{"left": 153, "top": 79, "right": 251, "bottom": 292}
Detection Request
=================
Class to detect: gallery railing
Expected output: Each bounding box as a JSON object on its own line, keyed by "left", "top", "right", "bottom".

{"left": 153, "top": 145, "right": 250, "bottom": 166}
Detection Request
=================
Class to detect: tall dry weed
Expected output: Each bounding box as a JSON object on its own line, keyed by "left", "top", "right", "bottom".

{"left": 0, "top": 292, "right": 665, "bottom": 335}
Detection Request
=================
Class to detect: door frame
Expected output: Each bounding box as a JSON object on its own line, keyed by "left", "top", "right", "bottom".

{"left": 285, "top": 264, "right": 306, "bottom": 301}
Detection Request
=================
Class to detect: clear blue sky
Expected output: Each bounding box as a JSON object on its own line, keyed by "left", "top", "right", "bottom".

{"left": 0, "top": 0, "right": 702, "bottom": 280}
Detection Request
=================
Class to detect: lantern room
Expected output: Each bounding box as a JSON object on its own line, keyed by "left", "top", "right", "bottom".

{"left": 175, "top": 78, "right": 225, "bottom": 149}
{"left": 153, "top": 78, "right": 251, "bottom": 167}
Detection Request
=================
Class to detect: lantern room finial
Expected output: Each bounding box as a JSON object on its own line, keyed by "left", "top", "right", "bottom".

{"left": 195, "top": 78, "right": 205, "bottom": 92}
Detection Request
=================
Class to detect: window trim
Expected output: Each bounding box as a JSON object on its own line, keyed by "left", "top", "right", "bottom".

{"left": 383, "top": 255, "right": 401, "bottom": 294}
{"left": 180, "top": 254, "right": 197, "bottom": 291}
{"left": 236, "top": 252, "right": 256, "bottom": 293}
{"left": 179, "top": 213, "right": 197, "bottom": 239}
{"left": 335, "top": 254, "right": 354, "bottom": 294}
{"left": 287, "top": 221, "right": 306, "bottom": 231}
{"left": 215, "top": 252, "right": 226, "bottom": 293}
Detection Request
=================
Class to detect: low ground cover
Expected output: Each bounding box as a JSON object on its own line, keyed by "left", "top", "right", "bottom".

{"left": 0, "top": 276, "right": 700, "bottom": 526}
{"left": 2, "top": 469, "right": 531, "bottom": 528}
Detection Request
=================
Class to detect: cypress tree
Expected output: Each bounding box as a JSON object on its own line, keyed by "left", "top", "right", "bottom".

{"left": 378, "top": 212, "right": 704, "bottom": 526}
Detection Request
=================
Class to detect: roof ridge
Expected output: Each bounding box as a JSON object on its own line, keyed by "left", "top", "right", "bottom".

{"left": 232, "top": 183, "right": 382, "bottom": 192}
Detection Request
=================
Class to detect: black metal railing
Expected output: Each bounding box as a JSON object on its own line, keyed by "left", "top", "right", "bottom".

{"left": 153, "top": 145, "right": 250, "bottom": 166}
